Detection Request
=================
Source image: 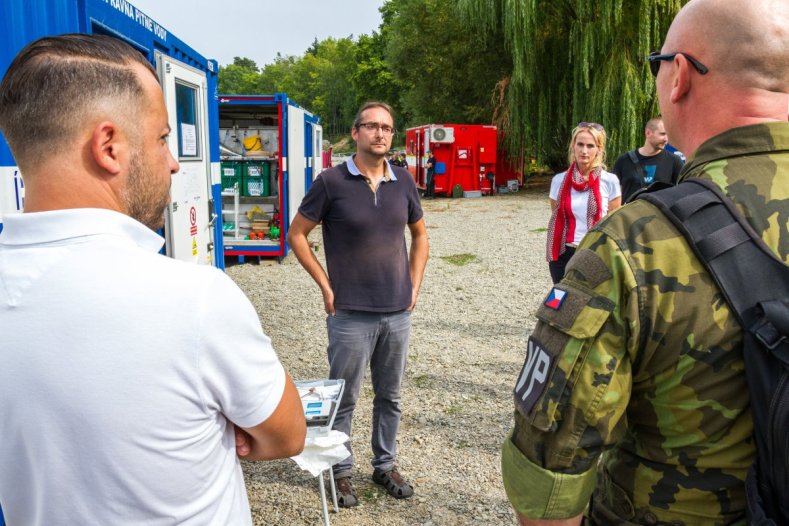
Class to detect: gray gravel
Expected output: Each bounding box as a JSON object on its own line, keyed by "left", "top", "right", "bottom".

{"left": 226, "top": 182, "right": 552, "bottom": 525}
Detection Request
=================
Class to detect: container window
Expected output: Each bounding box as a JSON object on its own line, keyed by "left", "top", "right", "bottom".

{"left": 175, "top": 82, "right": 200, "bottom": 159}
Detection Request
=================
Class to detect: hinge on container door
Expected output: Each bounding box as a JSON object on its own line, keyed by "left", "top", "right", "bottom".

{"left": 165, "top": 63, "right": 171, "bottom": 74}
{"left": 207, "top": 199, "right": 217, "bottom": 228}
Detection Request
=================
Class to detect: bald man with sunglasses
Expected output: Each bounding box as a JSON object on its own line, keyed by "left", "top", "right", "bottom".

{"left": 502, "top": 0, "right": 789, "bottom": 524}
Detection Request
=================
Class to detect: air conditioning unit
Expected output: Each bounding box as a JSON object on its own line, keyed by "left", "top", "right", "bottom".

{"left": 430, "top": 126, "right": 455, "bottom": 143}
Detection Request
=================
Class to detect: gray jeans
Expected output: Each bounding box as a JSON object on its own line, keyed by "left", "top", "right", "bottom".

{"left": 327, "top": 309, "right": 411, "bottom": 479}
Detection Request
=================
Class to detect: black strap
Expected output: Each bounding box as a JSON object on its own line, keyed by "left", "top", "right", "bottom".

{"left": 627, "top": 150, "right": 644, "bottom": 184}
{"left": 639, "top": 179, "right": 789, "bottom": 334}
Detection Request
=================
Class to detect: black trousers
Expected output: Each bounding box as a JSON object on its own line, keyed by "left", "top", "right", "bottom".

{"left": 548, "top": 246, "right": 576, "bottom": 284}
{"left": 425, "top": 172, "right": 435, "bottom": 197}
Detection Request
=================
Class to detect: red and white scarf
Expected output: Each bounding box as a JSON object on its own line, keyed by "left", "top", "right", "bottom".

{"left": 546, "top": 162, "right": 603, "bottom": 262}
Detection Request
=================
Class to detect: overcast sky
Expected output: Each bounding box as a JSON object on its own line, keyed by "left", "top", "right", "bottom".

{"left": 128, "top": 0, "right": 386, "bottom": 68}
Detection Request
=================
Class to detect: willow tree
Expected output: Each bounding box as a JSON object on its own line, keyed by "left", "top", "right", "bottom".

{"left": 456, "top": 0, "right": 686, "bottom": 169}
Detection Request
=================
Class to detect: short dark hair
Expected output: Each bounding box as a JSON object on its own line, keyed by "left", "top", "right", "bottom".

{"left": 645, "top": 117, "right": 663, "bottom": 132}
{"left": 0, "top": 34, "right": 157, "bottom": 167}
{"left": 353, "top": 101, "right": 395, "bottom": 129}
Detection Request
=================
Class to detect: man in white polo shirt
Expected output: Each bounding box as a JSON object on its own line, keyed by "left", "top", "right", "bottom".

{"left": 0, "top": 34, "right": 305, "bottom": 526}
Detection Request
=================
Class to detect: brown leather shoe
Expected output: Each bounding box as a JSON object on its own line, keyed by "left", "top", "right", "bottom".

{"left": 334, "top": 477, "right": 358, "bottom": 508}
{"left": 372, "top": 468, "right": 414, "bottom": 499}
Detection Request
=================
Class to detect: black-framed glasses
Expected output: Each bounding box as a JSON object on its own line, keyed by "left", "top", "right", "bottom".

{"left": 577, "top": 122, "right": 604, "bottom": 132}
{"left": 648, "top": 51, "right": 709, "bottom": 77}
{"left": 356, "top": 122, "right": 396, "bottom": 136}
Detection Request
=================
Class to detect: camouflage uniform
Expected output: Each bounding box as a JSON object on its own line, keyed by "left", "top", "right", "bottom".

{"left": 502, "top": 122, "right": 789, "bottom": 526}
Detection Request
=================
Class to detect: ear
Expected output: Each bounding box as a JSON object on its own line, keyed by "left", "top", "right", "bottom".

{"left": 668, "top": 55, "right": 692, "bottom": 103}
{"left": 90, "top": 121, "right": 124, "bottom": 176}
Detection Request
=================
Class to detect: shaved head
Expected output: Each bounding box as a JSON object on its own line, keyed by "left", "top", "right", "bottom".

{"left": 645, "top": 118, "right": 663, "bottom": 132}
{"left": 665, "top": 0, "right": 789, "bottom": 92}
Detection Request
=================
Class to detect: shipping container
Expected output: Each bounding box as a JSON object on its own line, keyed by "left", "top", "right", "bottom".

{"left": 217, "top": 94, "right": 322, "bottom": 261}
{"left": 405, "top": 124, "right": 498, "bottom": 196}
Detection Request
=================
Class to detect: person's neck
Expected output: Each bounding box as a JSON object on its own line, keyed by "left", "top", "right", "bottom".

{"left": 638, "top": 143, "right": 662, "bottom": 157}
{"left": 22, "top": 164, "right": 125, "bottom": 214}
{"left": 575, "top": 162, "right": 593, "bottom": 178}
{"left": 673, "top": 88, "right": 787, "bottom": 156}
{"left": 354, "top": 152, "right": 387, "bottom": 180}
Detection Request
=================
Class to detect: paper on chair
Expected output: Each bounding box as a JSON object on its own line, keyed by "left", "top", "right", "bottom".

{"left": 290, "top": 430, "right": 351, "bottom": 477}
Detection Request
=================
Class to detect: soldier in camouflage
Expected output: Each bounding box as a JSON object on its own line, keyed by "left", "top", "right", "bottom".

{"left": 502, "top": 0, "right": 789, "bottom": 525}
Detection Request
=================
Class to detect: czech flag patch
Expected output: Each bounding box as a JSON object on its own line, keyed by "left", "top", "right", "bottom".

{"left": 544, "top": 288, "right": 567, "bottom": 310}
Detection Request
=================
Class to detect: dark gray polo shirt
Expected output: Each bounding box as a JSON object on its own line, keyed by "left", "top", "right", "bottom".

{"left": 297, "top": 157, "right": 423, "bottom": 312}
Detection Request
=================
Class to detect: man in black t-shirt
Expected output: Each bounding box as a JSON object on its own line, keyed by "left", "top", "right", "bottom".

{"left": 612, "top": 117, "right": 684, "bottom": 202}
{"left": 287, "top": 102, "right": 428, "bottom": 508}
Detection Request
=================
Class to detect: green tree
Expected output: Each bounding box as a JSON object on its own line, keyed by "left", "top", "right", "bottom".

{"left": 352, "top": 31, "right": 403, "bottom": 120}
{"left": 311, "top": 38, "right": 359, "bottom": 137}
{"left": 217, "top": 56, "right": 261, "bottom": 94}
{"left": 456, "top": 0, "right": 687, "bottom": 169}
{"left": 383, "top": 0, "right": 511, "bottom": 128}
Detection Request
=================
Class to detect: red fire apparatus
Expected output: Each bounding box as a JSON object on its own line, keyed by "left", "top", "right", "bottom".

{"left": 405, "top": 124, "right": 498, "bottom": 196}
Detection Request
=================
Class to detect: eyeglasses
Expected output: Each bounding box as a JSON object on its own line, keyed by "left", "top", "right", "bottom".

{"left": 577, "top": 122, "right": 604, "bottom": 132}
{"left": 648, "top": 51, "right": 709, "bottom": 77}
{"left": 357, "top": 122, "right": 395, "bottom": 135}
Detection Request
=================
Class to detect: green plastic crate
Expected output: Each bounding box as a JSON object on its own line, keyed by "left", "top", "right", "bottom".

{"left": 243, "top": 161, "right": 270, "bottom": 197}
{"left": 220, "top": 162, "right": 242, "bottom": 193}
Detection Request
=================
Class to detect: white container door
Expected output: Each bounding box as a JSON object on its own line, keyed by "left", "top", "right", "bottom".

{"left": 313, "top": 124, "right": 323, "bottom": 177}
{"left": 287, "top": 105, "right": 307, "bottom": 226}
{"left": 157, "top": 52, "right": 215, "bottom": 266}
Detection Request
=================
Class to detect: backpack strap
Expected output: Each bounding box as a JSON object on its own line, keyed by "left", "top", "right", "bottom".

{"left": 627, "top": 150, "right": 644, "bottom": 184}
{"left": 639, "top": 178, "right": 789, "bottom": 340}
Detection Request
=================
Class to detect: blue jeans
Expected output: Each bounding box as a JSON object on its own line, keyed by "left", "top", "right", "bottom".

{"left": 326, "top": 309, "right": 412, "bottom": 478}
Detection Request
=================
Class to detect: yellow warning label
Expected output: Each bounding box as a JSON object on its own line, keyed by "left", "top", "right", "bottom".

{"left": 192, "top": 237, "right": 198, "bottom": 256}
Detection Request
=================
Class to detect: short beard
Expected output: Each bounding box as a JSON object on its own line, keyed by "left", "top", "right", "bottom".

{"left": 123, "top": 149, "right": 170, "bottom": 231}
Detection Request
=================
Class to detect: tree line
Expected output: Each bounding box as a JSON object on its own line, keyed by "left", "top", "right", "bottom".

{"left": 218, "top": 0, "right": 688, "bottom": 171}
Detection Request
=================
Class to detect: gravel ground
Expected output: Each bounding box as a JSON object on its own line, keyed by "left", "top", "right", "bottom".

{"left": 225, "top": 180, "right": 553, "bottom": 525}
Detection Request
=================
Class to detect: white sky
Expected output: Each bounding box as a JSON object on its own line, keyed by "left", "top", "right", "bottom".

{"left": 128, "top": 0, "right": 386, "bottom": 68}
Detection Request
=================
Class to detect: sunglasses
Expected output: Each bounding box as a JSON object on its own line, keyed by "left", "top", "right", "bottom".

{"left": 648, "top": 51, "right": 709, "bottom": 77}
{"left": 577, "top": 122, "right": 604, "bottom": 132}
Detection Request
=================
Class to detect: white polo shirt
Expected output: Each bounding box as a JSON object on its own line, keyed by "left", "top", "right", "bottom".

{"left": 0, "top": 208, "right": 286, "bottom": 526}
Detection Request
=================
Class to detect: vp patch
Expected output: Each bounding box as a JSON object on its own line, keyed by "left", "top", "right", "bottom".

{"left": 513, "top": 336, "right": 554, "bottom": 416}
{"left": 544, "top": 287, "right": 567, "bottom": 310}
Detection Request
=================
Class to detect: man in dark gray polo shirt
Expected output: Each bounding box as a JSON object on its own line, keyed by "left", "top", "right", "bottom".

{"left": 288, "top": 101, "right": 429, "bottom": 507}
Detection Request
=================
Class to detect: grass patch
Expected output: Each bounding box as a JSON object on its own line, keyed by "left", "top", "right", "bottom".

{"left": 359, "top": 487, "right": 382, "bottom": 503}
{"left": 412, "top": 374, "right": 432, "bottom": 388}
{"left": 440, "top": 253, "right": 478, "bottom": 266}
{"left": 530, "top": 227, "right": 547, "bottom": 233}
{"left": 445, "top": 403, "right": 463, "bottom": 415}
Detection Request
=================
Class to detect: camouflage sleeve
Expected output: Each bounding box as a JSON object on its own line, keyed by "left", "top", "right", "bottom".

{"left": 502, "top": 229, "right": 639, "bottom": 519}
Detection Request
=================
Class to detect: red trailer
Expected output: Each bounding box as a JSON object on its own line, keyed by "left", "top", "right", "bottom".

{"left": 405, "top": 124, "right": 498, "bottom": 196}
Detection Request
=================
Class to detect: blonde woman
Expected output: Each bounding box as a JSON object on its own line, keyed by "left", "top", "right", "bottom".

{"left": 546, "top": 123, "right": 622, "bottom": 283}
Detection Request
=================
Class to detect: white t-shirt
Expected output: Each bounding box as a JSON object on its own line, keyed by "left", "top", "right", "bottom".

{"left": 549, "top": 169, "right": 622, "bottom": 244}
{"left": 0, "top": 209, "right": 286, "bottom": 526}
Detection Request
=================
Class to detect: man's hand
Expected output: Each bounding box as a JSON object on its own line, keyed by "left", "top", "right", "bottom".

{"left": 233, "top": 374, "right": 306, "bottom": 461}
{"left": 235, "top": 425, "right": 251, "bottom": 458}
{"left": 408, "top": 287, "right": 418, "bottom": 311}
{"left": 322, "top": 286, "right": 336, "bottom": 316}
